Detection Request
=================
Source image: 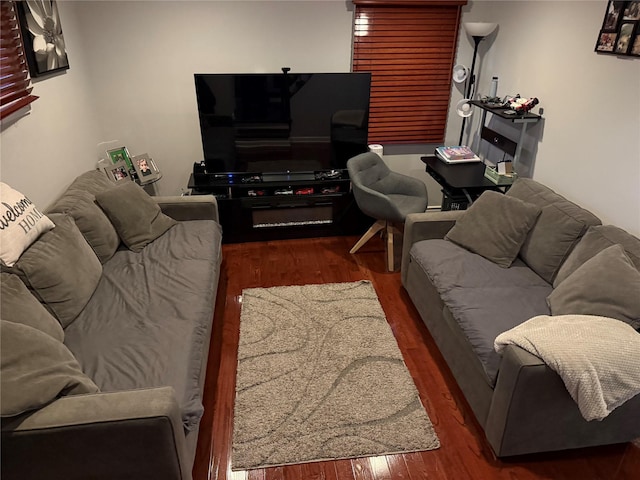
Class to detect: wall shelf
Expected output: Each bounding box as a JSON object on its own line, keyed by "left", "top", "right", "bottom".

{"left": 469, "top": 100, "right": 542, "bottom": 172}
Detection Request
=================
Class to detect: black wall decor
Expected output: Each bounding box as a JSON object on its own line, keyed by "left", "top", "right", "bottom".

{"left": 17, "top": 0, "right": 70, "bottom": 77}
{"left": 595, "top": 1, "right": 640, "bottom": 56}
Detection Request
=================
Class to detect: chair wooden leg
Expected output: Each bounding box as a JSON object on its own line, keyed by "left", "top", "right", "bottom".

{"left": 350, "top": 220, "right": 385, "bottom": 254}
{"left": 386, "top": 223, "right": 394, "bottom": 271}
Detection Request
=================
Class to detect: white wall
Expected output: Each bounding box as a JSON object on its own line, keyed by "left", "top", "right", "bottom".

{"left": 1, "top": 0, "right": 354, "bottom": 205}
{"left": 71, "top": 0, "right": 355, "bottom": 198}
{"left": 2, "top": 0, "right": 638, "bottom": 235}
{"left": 0, "top": 2, "right": 101, "bottom": 208}
{"left": 451, "top": 0, "right": 640, "bottom": 235}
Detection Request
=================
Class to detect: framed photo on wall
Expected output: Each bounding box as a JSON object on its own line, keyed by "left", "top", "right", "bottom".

{"left": 106, "top": 147, "right": 134, "bottom": 172}
{"left": 596, "top": 1, "right": 640, "bottom": 57}
{"left": 604, "top": 1, "right": 625, "bottom": 30}
{"left": 132, "top": 154, "right": 162, "bottom": 184}
{"left": 623, "top": 0, "right": 640, "bottom": 20}
{"left": 596, "top": 31, "right": 617, "bottom": 52}
{"left": 615, "top": 21, "right": 636, "bottom": 53}
{"left": 631, "top": 32, "right": 640, "bottom": 55}
{"left": 16, "top": 0, "right": 70, "bottom": 77}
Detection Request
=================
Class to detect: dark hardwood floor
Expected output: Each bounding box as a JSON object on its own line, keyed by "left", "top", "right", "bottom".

{"left": 193, "top": 235, "right": 640, "bottom": 480}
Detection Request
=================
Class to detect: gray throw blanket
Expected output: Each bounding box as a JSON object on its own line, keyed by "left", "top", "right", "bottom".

{"left": 495, "top": 315, "right": 640, "bottom": 421}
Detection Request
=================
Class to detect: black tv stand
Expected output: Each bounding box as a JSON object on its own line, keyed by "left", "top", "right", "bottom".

{"left": 187, "top": 169, "right": 370, "bottom": 243}
{"left": 262, "top": 171, "right": 316, "bottom": 182}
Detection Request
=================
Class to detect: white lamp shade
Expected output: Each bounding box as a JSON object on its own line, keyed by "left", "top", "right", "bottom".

{"left": 452, "top": 64, "right": 469, "bottom": 83}
{"left": 464, "top": 22, "right": 498, "bottom": 38}
{"left": 456, "top": 99, "right": 473, "bottom": 118}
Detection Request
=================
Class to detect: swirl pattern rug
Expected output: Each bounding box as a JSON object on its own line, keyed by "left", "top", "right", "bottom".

{"left": 232, "top": 280, "right": 439, "bottom": 470}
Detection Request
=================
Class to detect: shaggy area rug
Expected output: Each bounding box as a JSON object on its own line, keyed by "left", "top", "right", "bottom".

{"left": 232, "top": 280, "right": 439, "bottom": 470}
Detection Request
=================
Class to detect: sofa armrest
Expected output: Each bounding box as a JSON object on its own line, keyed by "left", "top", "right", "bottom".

{"left": 401, "top": 210, "right": 466, "bottom": 284}
{"left": 154, "top": 195, "right": 219, "bottom": 223}
{"left": 1, "top": 387, "right": 191, "bottom": 480}
{"left": 485, "top": 345, "right": 640, "bottom": 457}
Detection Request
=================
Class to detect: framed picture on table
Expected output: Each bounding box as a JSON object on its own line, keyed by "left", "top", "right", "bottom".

{"left": 106, "top": 146, "right": 134, "bottom": 171}
{"left": 132, "top": 154, "right": 162, "bottom": 184}
{"left": 102, "top": 160, "right": 131, "bottom": 183}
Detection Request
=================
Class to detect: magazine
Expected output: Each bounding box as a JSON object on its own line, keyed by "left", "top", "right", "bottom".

{"left": 436, "top": 145, "right": 477, "bottom": 160}
{"left": 435, "top": 150, "right": 481, "bottom": 164}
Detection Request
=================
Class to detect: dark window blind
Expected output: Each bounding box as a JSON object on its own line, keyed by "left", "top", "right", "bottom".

{"left": 0, "top": 1, "right": 38, "bottom": 120}
{"left": 352, "top": 0, "right": 466, "bottom": 144}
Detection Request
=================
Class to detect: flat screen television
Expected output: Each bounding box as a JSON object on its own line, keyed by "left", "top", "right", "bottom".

{"left": 194, "top": 72, "right": 371, "bottom": 175}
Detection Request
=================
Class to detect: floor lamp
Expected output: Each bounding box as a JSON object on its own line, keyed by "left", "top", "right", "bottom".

{"left": 458, "top": 22, "right": 498, "bottom": 146}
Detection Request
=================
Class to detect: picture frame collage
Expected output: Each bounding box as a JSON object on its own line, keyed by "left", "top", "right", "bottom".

{"left": 595, "top": 1, "right": 640, "bottom": 56}
{"left": 99, "top": 147, "right": 162, "bottom": 185}
{"left": 105, "top": 147, "right": 133, "bottom": 183}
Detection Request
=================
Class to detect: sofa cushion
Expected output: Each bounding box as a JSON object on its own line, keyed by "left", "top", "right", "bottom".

{"left": 554, "top": 225, "right": 640, "bottom": 287}
{"left": 548, "top": 244, "right": 640, "bottom": 330}
{"left": 410, "top": 239, "right": 552, "bottom": 385}
{"left": 95, "top": 181, "right": 177, "bottom": 253}
{"left": 0, "top": 320, "right": 99, "bottom": 417}
{"left": 507, "top": 178, "right": 601, "bottom": 284}
{"left": 47, "top": 188, "right": 120, "bottom": 264}
{"left": 7, "top": 214, "right": 102, "bottom": 328}
{"left": 0, "top": 273, "right": 64, "bottom": 341}
{"left": 445, "top": 191, "right": 541, "bottom": 268}
{"left": 0, "top": 183, "right": 55, "bottom": 267}
{"left": 63, "top": 220, "right": 222, "bottom": 430}
{"left": 66, "top": 169, "right": 117, "bottom": 196}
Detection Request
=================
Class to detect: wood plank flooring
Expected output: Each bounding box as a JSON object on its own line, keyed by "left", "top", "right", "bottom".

{"left": 193, "top": 235, "right": 640, "bottom": 480}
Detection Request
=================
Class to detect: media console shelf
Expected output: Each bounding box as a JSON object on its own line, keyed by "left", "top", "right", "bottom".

{"left": 187, "top": 170, "right": 370, "bottom": 243}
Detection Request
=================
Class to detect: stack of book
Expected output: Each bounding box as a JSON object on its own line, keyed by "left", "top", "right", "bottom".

{"left": 435, "top": 145, "right": 481, "bottom": 163}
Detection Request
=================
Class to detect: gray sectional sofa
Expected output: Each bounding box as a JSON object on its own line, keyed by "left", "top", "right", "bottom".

{"left": 1, "top": 170, "right": 222, "bottom": 480}
{"left": 401, "top": 178, "right": 640, "bottom": 457}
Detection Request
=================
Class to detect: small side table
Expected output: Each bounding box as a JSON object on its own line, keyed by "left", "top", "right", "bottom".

{"left": 136, "top": 174, "right": 162, "bottom": 196}
{"left": 422, "top": 155, "right": 508, "bottom": 210}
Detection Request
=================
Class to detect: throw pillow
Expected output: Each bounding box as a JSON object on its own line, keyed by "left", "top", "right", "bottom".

{"left": 0, "top": 320, "right": 99, "bottom": 417}
{"left": 0, "top": 273, "right": 64, "bottom": 341}
{"left": 66, "top": 169, "right": 118, "bottom": 196}
{"left": 518, "top": 204, "right": 594, "bottom": 284}
{"left": 554, "top": 225, "right": 640, "bottom": 287}
{"left": 95, "top": 181, "right": 177, "bottom": 252}
{"left": 506, "top": 178, "right": 601, "bottom": 284}
{"left": 7, "top": 214, "right": 102, "bottom": 328}
{"left": 445, "top": 190, "right": 541, "bottom": 268}
{"left": 548, "top": 244, "right": 640, "bottom": 330}
{"left": 47, "top": 188, "right": 120, "bottom": 264}
{"left": 0, "top": 183, "right": 55, "bottom": 267}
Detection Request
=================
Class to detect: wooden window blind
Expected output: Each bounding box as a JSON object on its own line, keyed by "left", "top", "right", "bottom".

{"left": 352, "top": 0, "right": 466, "bottom": 144}
{"left": 0, "top": 1, "right": 38, "bottom": 120}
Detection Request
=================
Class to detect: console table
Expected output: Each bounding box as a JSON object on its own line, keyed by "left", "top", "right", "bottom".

{"left": 188, "top": 170, "right": 371, "bottom": 243}
{"left": 422, "top": 155, "right": 505, "bottom": 210}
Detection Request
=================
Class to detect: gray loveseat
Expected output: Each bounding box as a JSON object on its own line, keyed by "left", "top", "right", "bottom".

{"left": 401, "top": 177, "right": 640, "bottom": 457}
{"left": 1, "top": 170, "right": 222, "bottom": 480}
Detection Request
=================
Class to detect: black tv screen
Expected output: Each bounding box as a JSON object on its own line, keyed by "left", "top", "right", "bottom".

{"left": 194, "top": 72, "right": 371, "bottom": 173}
